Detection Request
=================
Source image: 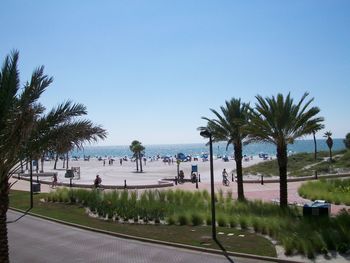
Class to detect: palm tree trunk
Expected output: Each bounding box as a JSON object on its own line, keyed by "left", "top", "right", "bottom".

{"left": 0, "top": 169, "right": 10, "bottom": 263}
{"left": 277, "top": 144, "right": 288, "bottom": 208}
{"left": 139, "top": 152, "right": 143, "bottom": 172}
{"left": 40, "top": 154, "right": 44, "bottom": 173}
{"left": 20, "top": 160, "right": 24, "bottom": 173}
{"left": 66, "top": 152, "right": 69, "bottom": 170}
{"left": 234, "top": 142, "right": 245, "bottom": 201}
{"left": 135, "top": 155, "right": 139, "bottom": 172}
{"left": 313, "top": 131, "right": 317, "bottom": 161}
{"left": 54, "top": 154, "right": 58, "bottom": 170}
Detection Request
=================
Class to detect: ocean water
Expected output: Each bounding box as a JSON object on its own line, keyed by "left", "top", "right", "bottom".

{"left": 72, "top": 139, "right": 345, "bottom": 159}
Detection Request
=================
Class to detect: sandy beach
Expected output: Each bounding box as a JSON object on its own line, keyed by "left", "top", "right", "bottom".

{"left": 32, "top": 156, "right": 265, "bottom": 187}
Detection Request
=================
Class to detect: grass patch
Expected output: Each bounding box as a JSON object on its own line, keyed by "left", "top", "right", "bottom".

{"left": 298, "top": 178, "right": 350, "bottom": 205}
{"left": 244, "top": 150, "right": 350, "bottom": 177}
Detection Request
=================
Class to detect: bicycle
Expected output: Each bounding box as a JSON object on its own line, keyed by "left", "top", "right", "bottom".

{"left": 191, "top": 174, "right": 197, "bottom": 184}
{"left": 222, "top": 177, "right": 230, "bottom": 186}
{"left": 177, "top": 175, "right": 185, "bottom": 184}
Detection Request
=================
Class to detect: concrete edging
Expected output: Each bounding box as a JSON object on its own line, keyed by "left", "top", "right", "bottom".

{"left": 12, "top": 175, "right": 174, "bottom": 189}
{"left": 243, "top": 173, "right": 350, "bottom": 184}
{"left": 14, "top": 173, "right": 350, "bottom": 188}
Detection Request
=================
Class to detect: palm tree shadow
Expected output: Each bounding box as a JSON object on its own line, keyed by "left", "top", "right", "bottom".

{"left": 214, "top": 238, "right": 235, "bottom": 263}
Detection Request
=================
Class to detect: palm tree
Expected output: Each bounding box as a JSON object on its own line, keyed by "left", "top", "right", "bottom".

{"left": 312, "top": 123, "right": 325, "bottom": 161}
{"left": 0, "top": 51, "right": 50, "bottom": 262}
{"left": 200, "top": 98, "right": 250, "bottom": 201}
{"left": 0, "top": 51, "right": 106, "bottom": 262}
{"left": 323, "top": 131, "right": 333, "bottom": 161}
{"left": 129, "top": 140, "right": 145, "bottom": 172}
{"left": 43, "top": 112, "right": 107, "bottom": 170}
{"left": 248, "top": 92, "right": 324, "bottom": 208}
{"left": 344, "top": 133, "right": 350, "bottom": 150}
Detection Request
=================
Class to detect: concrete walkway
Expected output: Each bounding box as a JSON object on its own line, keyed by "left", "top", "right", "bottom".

{"left": 8, "top": 210, "right": 269, "bottom": 263}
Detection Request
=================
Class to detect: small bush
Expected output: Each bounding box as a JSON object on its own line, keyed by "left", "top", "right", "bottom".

{"left": 282, "top": 237, "right": 295, "bottom": 256}
{"left": 166, "top": 215, "right": 176, "bottom": 225}
{"left": 217, "top": 215, "right": 227, "bottom": 227}
{"left": 205, "top": 215, "right": 212, "bottom": 225}
{"left": 229, "top": 217, "right": 238, "bottom": 228}
{"left": 177, "top": 214, "right": 189, "bottom": 225}
{"left": 191, "top": 213, "right": 203, "bottom": 226}
{"left": 239, "top": 217, "right": 248, "bottom": 230}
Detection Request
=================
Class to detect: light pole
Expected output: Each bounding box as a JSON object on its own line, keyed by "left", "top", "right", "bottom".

{"left": 200, "top": 129, "right": 216, "bottom": 240}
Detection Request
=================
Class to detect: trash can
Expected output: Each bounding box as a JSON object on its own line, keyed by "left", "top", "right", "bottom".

{"left": 32, "top": 182, "right": 41, "bottom": 193}
{"left": 303, "top": 200, "right": 330, "bottom": 216}
{"left": 65, "top": 169, "right": 74, "bottom": 178}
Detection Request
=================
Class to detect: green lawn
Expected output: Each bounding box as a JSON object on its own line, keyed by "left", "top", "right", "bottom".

{"left": 243, "top": 150, "right": 349, "bottom": 177}
{"left": 9, "top": 190, "right": 276, "bottom": 257}
{"left": 298, "top": 178, "right": 350, "bottom": 205}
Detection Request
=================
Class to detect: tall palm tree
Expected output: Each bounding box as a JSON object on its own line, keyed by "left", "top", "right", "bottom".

{"left": 0, "top": 51, "right": 107, "bottom": 262}
{"left": 323, "top": 131, "right": 333, "bottom": 161}
{"left": 130, "top": 140, "right": 140, "bottom": 172}
{"left": 136, "top": 143, "right": 145, "bottom": 172}
{"left": 129, "top": 140, "right": 145, "bottom": 172}
{"left": 312, "top": 123, "right": 324, "bottom": 161}
{"left": 344, "top": 133, "right": 350, "bottom": 150}
{"left": 0, "top": 51, "right": 50, "bottom": 262}
{"left": 200, "top": 98, "right": 250, "bottom": 201}
{"left": 248, "top": 92, "right": 324, "bottom": 208}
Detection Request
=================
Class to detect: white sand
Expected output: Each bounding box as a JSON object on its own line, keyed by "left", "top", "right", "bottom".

{"left": 36, "top": 156, "right": 267, "bottom": 186}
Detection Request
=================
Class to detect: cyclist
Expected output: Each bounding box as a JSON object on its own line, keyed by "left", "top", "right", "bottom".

{"left": 191, "top": 172, "right": 197, "bottom": 183}
{"left": 222, "top": 169, "right": 229, "bottom": 186}
{"left": 178, "top": 170, "right": 185, "bottom": 184}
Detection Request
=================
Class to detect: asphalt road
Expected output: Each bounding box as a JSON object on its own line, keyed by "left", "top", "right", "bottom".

{"left": 7, "top": 210, "right": 271, "bottom": 263}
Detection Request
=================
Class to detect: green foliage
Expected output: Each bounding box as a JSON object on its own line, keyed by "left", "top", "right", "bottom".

{"left": 244, "top": 150, "right": 349, "bottom": 177}
{"left": 177, "top": 214, "right": 189, "bottom": 225}
{"left": 344, "top": 133, "right": 350, "bottom": 150}
{"left": 46, "top": 188, "right": 350, "bottom": 257}
{"left": 299, "top": 179, "right": 350, "bottom": 205}
{"left": 190, "top": 213, "right": 203, "bottom": 226}
{"left": 239, "top": 216, "right": 249, "bottom": 230}
{"left": 217, "top": 214, "right": 228, "bottom": 227}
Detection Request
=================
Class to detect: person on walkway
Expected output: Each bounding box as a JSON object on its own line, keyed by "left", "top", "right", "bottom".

{"left": 51, "top": 173, "right": 58, "bottom": 188}
{"left": 94, "top": 174, "right": 102, "bottom": 188}
{"left": 222, "top": 169, "right": 230, "bottom": 186}
{"left": 191, "top": 172, "right": 197, "bottom": 183}
{"left": 222, "top": 169, "right": 228, "bottom": 181}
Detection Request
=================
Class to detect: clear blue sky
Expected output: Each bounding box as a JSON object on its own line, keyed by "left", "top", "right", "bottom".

{"left": 1, "top": 1, "right": 349, "bottom": 145}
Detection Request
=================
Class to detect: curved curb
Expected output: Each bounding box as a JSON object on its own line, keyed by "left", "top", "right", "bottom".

{"left": 9, "top": 207, "right": 302, "bottom": 263}
{"left": 14, "top": 173, "right": 350, "bottom": 188}
{"left": 243, "top": 173, "right": 350, "bottom": 184}
{"left": 12, "top": 175, "right": 174, "bottom": 189}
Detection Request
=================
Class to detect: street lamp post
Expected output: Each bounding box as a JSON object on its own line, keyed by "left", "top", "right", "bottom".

{"left": 200, "top": 130, "right": 216, "bottom": 240}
